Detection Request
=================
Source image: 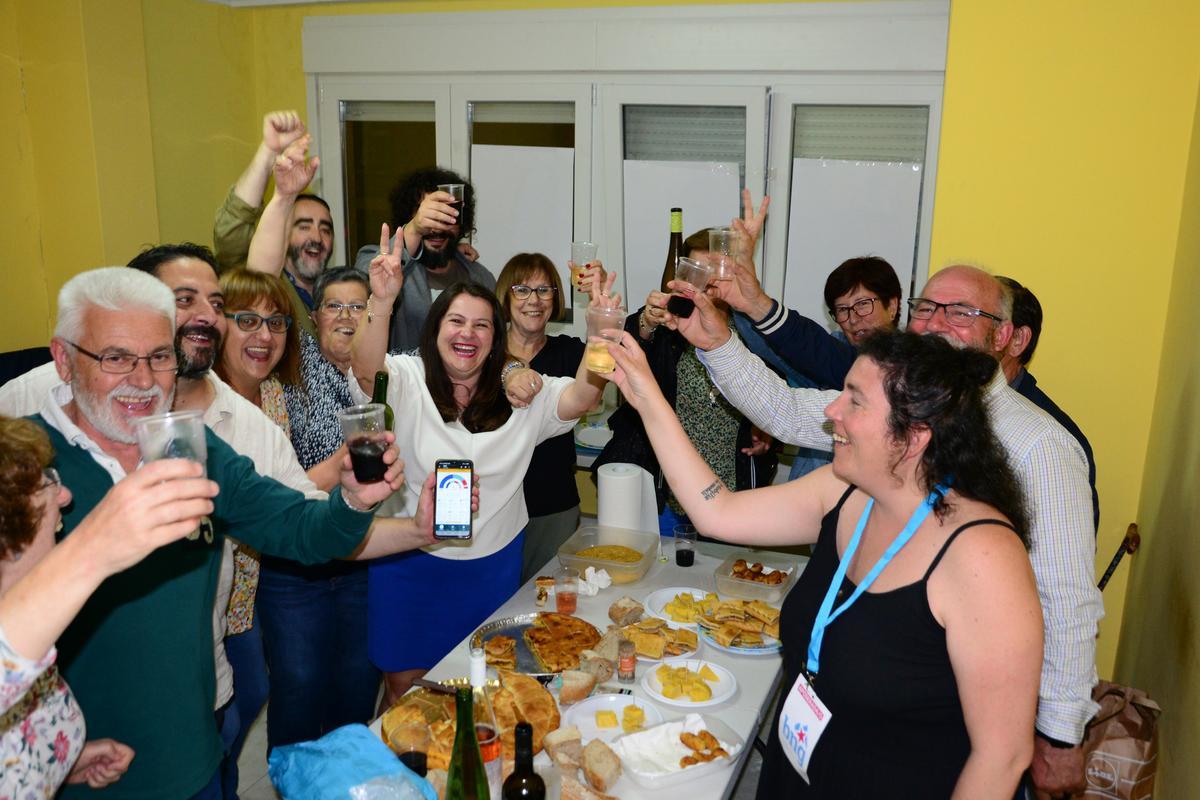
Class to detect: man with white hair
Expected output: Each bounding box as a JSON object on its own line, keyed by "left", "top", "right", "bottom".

{"left": 668, "top": 264, "right": 1099, "bottom": 796}
{"left": 8, "top": 266, "right": 434, "bottom": 800}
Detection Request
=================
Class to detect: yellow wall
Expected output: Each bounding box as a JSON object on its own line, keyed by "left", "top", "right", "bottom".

{"left": 1112, "top": 72, "right": 1200, "bottom": 797}
{"left": 930, "top": 0, "right": 1200, "bottom": 677}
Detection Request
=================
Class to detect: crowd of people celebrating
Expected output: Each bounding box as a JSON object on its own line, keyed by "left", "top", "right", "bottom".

{"left": 0, "top": 110, "right": 1099, "bottom": 800}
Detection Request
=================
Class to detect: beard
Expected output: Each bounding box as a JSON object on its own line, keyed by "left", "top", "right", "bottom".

{"left": 287, "top": 241, "right": 330, "bottom": 283}
{"left": 417, "top": 234, "right": 460, "bottom": 270}
{"left": 176, "top": 322, "right": 221, "bottom": 380}
{"left": 73, "top": 380, "right": 173, "bottom": 445}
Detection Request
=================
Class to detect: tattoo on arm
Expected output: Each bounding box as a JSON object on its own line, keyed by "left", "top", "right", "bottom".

{"left": 700, "top": 480, "right": 723, "bottom": 501}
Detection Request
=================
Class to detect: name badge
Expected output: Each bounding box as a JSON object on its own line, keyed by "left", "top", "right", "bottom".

{"left": 778, "top": 671, "right": 832, "bottom": 783}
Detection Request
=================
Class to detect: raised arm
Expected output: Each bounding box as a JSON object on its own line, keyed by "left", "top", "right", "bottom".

{"left": 0, "top": 460, "right": 216, "bottom": 661}
{"left": 605, "top": 330, "right": 840, "bottom": 546}
{"left": 352, "top": 224, "right": 404, "bottom": 392}
{"left": 246, "top": 134, "right": 319, "bottom": 276}
{"left": 236, "top": 111, "right": 306, "bottom": 208}
{"left": 555, "top": 273, "right": 619, "bottom": 420}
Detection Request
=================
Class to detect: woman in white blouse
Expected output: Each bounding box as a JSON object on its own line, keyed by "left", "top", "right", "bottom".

{"left": 0, "top": 416, "right": 217, "bottom": 796}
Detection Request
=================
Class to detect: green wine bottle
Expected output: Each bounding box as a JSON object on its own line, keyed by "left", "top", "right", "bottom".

{"left": 659, "top": 207, "right": 683, "bottom": 293}
{"left": 372, "top": 370, "right": 395, "bottom": 429}
{"left": 446, "top": 686, "right": 490, "bottom": 800}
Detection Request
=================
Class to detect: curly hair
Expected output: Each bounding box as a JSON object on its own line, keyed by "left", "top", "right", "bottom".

{"left": 387, "top": 167, "right": 476, "bottom": 238}
{"left": 215, "top": 269, "right": 303, "bottom": 387}
{"left": 856, "top": 331, "right": 1030, "bottom": 546}
{"left": 495, "top": 253, "right": 565, "bottom": 323}
{"left": 0, "top": 416, "right": 54, "bottom": 559}
{"left": 418, "top": 282, "right": 511, "bottom": 433}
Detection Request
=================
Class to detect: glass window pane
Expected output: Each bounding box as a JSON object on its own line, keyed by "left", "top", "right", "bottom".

{"left": 781, "top": 104, "right": 929, "bottom": 331}
{"left": 791, "top": 105, "right": 929, "bottom": 162}
{"left": 341, "top": 101, "right": 436, "bottom": 258}
{"left": 620, "top": 104, "right": 747, "bottom": 313}
{"left": 470, "top": 101, "right": 574, "bottom": 149}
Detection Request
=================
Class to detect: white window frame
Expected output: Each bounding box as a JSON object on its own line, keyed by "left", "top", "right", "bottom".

{"left": 763, "top": 80, "right": 945, "bottom": 304}
{"left": 303, "top": 2, "right": 949, "bottom": 283}
{"left": 315, "top": 77, "right": 451, "bottom": 264}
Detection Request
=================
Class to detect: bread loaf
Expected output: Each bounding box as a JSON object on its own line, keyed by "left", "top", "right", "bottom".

{"left": 578, "top": 650, "right": 615, "bottom": 683}
{"left": 543, "top": 724, "right": 583, "bottom": 770}
{"left": 558, "top": 669, "right": 597, "bottom": 706}
{"left": 582, "top": 739, "right": 622, "bottom": 792}
{"left": 607, "top": 596, "right": 645, "bottom": 627}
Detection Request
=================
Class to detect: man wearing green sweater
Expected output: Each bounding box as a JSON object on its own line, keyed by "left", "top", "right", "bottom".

{"left": 34, "top": 267, "right": 417, "bottom": 799}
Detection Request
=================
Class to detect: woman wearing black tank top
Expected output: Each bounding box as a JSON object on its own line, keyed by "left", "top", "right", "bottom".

{"left": 603, "top": 329, "right": 1042, "bottom": 799}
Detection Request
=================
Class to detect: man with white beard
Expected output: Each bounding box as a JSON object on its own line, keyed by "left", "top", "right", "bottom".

{"left": 666, "top": 264, "right": 1099, "bottom": 797}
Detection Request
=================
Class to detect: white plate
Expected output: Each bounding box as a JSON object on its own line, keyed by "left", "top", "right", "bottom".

{"left": 612, "top": 714, "right": 745, "bottom": 789}
{"left": 574, "top": 425, "right": 612, "bottom": 450}
{"left": 562, "top": 694, "right": 664, "bottom": 743}
{"left": 644, "top": 587, "right": 710, "bottom": 622}
{"left": 697, "top": 626, "right": 782, "bottom": 656}
{"left": 640, "top": 658, "right": 737, "bottom": 708}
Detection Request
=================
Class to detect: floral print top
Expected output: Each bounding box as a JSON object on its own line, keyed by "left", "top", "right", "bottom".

{"left": 224, "top": 376, "right": 291, "bottom": 635}
{"left": 1, "top": 628, "right": 85, "bottom": 799}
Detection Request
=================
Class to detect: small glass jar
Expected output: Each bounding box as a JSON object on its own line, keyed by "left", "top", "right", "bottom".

{"left": 617, "top": 638, "right": 637, "bottom": 683}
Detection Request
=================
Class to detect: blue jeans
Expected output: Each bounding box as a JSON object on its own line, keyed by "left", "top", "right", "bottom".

{"left": 220, "top": 622, "right": 269, "bottom": 795}
{"left": 188, "top": 763, "right": 223, "bottom": 800}
{"left": 256, "top": 563, "right": 379, "bottom": 750}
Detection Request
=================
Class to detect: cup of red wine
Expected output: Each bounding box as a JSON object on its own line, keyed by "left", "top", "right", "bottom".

{"left": 667, "top": 256, "right": 714, "bottom": 318}
{"left": 673, "top": 523, "right": 699, "bottom": 567}
{"left": 336, "top": 404, "right": 388, "bottom": 484}
{"left": 436, "top": 182, "right": 465, "bottom": 209}
{"left": 388, "top": 722, "right": 431, "bottom": 778}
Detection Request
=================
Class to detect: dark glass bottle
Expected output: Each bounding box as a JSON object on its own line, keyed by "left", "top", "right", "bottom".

{"left": 445, "top": 687, "right": 489, "bottom": 800}
{"left": 372, "top": 370, "right": 395, "bottom": 430}
{"left": 501, "top": 722, "right": 545, "bottom": 800}
{"left": 660, "top": 207, "right": 683, "bottom": 293}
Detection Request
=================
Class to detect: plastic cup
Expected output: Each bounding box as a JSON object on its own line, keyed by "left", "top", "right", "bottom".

{"left": 585, "top": 305, "right": 626, "bottom": 375}
{"left": 337, "top": 404, "right": 388, "bottom": 483}
{"left": 673, "top": 524, "right": 698, "bottom": 567}
{"left": 668, "top": 257, "right": 713, "bottom": 318}
{"left": 133, "top": 410, "right": 207, "bottom": 468}
{"left": 388, "top": 723, "right": 431, "bottom": 778}
{"left": 555, "top": 567, "right": 580, "bottom": 614}
{"left": 706, "top": 227, "right": 743, "bottom": 280}
{"left": 570, "top": 241, "right": 599, "bottom": 290}
{"left": 436, "top": 183, "right": 465, "bottom": 207}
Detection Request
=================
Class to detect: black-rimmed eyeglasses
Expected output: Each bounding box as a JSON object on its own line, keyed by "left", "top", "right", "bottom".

{"left": 907, "top": 298, "right": 1003, "bottom": 327}
{"left": 224, "top": 312, "right": 292, "bottom": 333}
{"left": 64, "top": 341, "right": 178, "bottom": 374}
{"left": 510, "top": 285, "right": 557, "bottom": 300}
{"left": 832, "top": 297, "right": 880, "bottom": 322}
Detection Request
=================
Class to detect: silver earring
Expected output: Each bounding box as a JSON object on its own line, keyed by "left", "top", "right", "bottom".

{"left": 55, "top": 520, "right": 64, "bottom": 533}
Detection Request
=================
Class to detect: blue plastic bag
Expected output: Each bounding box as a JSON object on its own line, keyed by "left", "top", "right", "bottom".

{"left": 267, "top": 724, "right": 437, "bottom": 800}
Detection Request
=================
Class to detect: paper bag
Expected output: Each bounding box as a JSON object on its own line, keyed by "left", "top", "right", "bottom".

{"left": 1069, "top": 681, "right": 1161, "bottom": 800}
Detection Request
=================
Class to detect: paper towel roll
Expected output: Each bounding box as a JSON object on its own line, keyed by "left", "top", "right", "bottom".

{"left": 597, "top": 462, "right": 659, "bottom": 533}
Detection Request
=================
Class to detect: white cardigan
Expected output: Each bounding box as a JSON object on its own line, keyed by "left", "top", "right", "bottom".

{"left": 350, "top": 354, "right": 576, "bottom": 560}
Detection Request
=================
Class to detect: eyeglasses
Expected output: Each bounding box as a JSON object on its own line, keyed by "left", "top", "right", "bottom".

{"left": 510, "top": 285, "right": 557, "bottom": 300}
{"left": 832, "top": 297, "right": 880, "bottom": 322}
{"left": 39, "top": 467, "right": 61, "bottom": 491}
{"left": 224, "top": 312, "right": 292, "bottom": 334}
{"left": 907, "top": 298, "right": 1003, "bottom": 327}
{"left": 65, "top": 341, "right": 178, "bottom": 374}
{"left": 318, "top": 301, "right": 367, "bottom": 317}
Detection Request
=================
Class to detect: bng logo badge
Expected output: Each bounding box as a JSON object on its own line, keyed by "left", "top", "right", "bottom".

{"left": 781, "top": 712, "right": 809, "bottom": 763}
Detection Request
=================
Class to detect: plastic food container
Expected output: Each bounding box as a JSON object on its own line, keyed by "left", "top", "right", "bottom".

{"left": 713, "top": 552, "right": 805, "bottom": 603}
{"left": 557, "top": 525, "right": 658, "bottom": 584}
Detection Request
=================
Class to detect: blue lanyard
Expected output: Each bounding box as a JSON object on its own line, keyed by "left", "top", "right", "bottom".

{"left": 805, "top": 485, "right": 948, "bottom": 678}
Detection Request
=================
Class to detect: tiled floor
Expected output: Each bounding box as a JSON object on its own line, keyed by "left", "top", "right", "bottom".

{"left": 234, "top": 702, "right": 764, "bottom": 799}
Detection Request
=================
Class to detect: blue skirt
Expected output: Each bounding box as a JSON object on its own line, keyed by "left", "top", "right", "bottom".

{"left": 367, "top": 532, "right": 525, "bottom": 671}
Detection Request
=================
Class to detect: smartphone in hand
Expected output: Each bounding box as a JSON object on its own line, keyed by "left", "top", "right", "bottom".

{"left": 433, "top": 459, "right": 473, "bottom": 539}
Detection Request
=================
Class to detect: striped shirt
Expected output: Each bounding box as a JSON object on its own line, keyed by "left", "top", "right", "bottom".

{"left": 697, "top": 334, "right": 1102, "bottom": 743}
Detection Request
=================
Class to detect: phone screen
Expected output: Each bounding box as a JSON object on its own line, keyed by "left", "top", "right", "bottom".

{"left": 434, "top": 462, "right": 473, "bottom": 538}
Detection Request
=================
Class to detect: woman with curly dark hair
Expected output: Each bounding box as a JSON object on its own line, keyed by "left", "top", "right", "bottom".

{"left": 604, "top": 330, "right": 1042, "bottom": 800}
{"left": 0, "top": 416, "right": 216, "bottom": 796}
